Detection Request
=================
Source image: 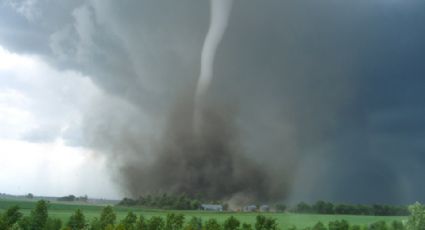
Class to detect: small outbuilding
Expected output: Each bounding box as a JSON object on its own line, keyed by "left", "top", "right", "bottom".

{"left": 260, "top": 205, "right": 270, "bottom": 212}
{"left": 201, "top": 204, "right": 223, "bottom": 211}
{"left": 244, "top": 205, "right": 257, "bottom": 212}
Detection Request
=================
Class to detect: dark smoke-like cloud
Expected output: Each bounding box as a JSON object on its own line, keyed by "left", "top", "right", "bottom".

{"left": 118, "top": 97, "right": 285, "bottom": 201}
{"left": 1, "top": 0, "right": 425, "bottom": 204}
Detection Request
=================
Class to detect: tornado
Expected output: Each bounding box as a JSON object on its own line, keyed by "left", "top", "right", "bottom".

{"left": 194, "top": 0, "right": 234, "bottom": 131}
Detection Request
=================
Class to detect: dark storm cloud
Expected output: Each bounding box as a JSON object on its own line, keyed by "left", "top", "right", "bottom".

{"left": 1, "top": 0, "right": 425, "bottom": 203}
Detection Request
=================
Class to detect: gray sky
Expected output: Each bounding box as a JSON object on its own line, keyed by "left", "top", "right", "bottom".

{"left": 0, "top": 0, "right": 425, "bottom": 204}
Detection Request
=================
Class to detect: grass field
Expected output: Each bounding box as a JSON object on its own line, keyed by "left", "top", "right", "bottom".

{"left": 0, "top": 198, "right": 407, "bottom": 229}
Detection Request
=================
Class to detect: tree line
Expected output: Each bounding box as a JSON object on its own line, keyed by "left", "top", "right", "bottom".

{"left": 57, "top": 195, "right": 88, "bottom": 202}
{"left": 117, "top": 195, "right": 409, "bottom": 216}
{"left": 2, "top": 200, "right": 425, "bottom": 230}
{"left": 0, "top": 200, "right": 277, "bottom": 230}
{"left": 291, "top": 201, "right": 409, "bottom": 216}
{"left": 118, "top": 194, "right": 206, "bottom": 210}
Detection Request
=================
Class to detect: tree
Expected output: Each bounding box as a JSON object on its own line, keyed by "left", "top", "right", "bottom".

{"left": 26, "top": 193, "right": 34, "bottom": 199}
{"left": 58, "top": 195, "right": 76, "bottom": 202}
{"left": 223, "top": 216, "right": 240, "bottom": 230}
{"left": 0, "top": 205, "right": 22, "bottom": 229}
{"left": 329, "top": 220, "right": 349, "bottom": 230}
{"left": 275, "top": 204, "right": 286, "bottom": 212}
{"left": 255, "top": 215, "right": 278, "bottom": 230}
{"left": 18, "top": 216, "right": 32, "bottom": 230}
{"left": 147, "top": 216, "right": 165, "bottom": 230}
{"left": 115, "top": 224, "right": 127, "bottom": 230}
{"left": 165, "top": 213, "right": 185, "bottom": 230}
{"left": 241, "top": 223, "right": 253, "bottom": 230}
{"left": 204, "top": 219, "right": 222, "bottom": 230}
{"left": 136, "top": 216, "right": 148, "bottom": 230}
{"left": 67, "top": 209, "right": 85, "bottom": 230}
{"left": 313, "top": 201, "right": 327, "bottom": 214}
{"left": 406, "top": 202, "right": 425, "bottom": 230}
{"left": 312, "top": 222, "right": 326, "bottom": 230}
{"left": 184, "top": 217, "right": 202, "bottom": 230}
{"left": 369, "top": 221, "right": 388, "bottom": 230}
{"left": 121, "top": 211, "right": 138, "bottom": 230}
{"left": 30, "top": 200, "right": 48, "bottom": 230}
{"left": 390, "top": 220, "right": 404, "bottom": 230}
{"left": 99, "top": 206, "right": 116, "bottom": 229}
{"left": 89, "top": 217, "right": 101, "bottom": 230}
{"left": 350, "top": 225, "right": 361, "bottom": 230}
{"left": 45, "top": 218, "right": 62, "bottom": 230}
{"left": 191, "top": 200, "right": 202, "bottom": 210}
{"left": 295, "top": 202, "right": 311, "bottom": 213}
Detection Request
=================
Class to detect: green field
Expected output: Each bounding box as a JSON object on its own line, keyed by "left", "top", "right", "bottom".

{"left": 0, "top": 198, "right": 406, "bottom": 229}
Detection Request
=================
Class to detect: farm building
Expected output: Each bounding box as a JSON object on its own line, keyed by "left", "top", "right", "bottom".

{"left": 260, "top": 205, "right": 270, "bottom": 212}
{"left": 243, "top": 205, "right": 257, "bottom": 212}
{"left": 201, "top": 204, "right": 223, "bottom": 211}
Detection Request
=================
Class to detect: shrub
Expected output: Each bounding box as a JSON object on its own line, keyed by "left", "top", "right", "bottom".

{"left": 67, "top": 209, "right": 85, "bottom": 230}
{"left": 148, "top": 216, "right": 165, "bottom": 230}
{"left": 204, "top": 219, "right": 222, "bottom": 230}
{"left": 165, "top": 213, "right": 185, "bottom": 230}
{"left": 390, "top": 220, "right": 404, "bottom": 230}
{"left": 223, "top": 216, "right": 240, "bottom": 230}
{"left": 255, "top": 215, "right": 278, "bottom": 230}
{"left": 30, "top": 200, "right": 49, "bottom": 230}
{"left": 0, "top": 205, "right": 22, "bottom": 229}
{"left": 368, "top": 221, "right": 388, "bottom": 230}
{"left": 329, "top": 220, "right": 349, "bottom": 230}
{"left": 136, "top": 216, "right": 148, "bottom": 230}
{"left": 99, "top": 206, "right": 116, "bottom": 229}
{"left": 45, "top": 217, "right": 62, "bottom": 230}
{"left": 241, "top": 223, "right": 253, "bottom": 230}
{"left": 312, "top": 222, "right": 326, "bottom": 230}
{"left": 406, "top": 202, "right": 425, "bottom": 230}
{"left": 121, "top": 211, "right": 138, "bottom": 230}
{"left": 185, "top": 217, "right": 202, "bottom": 230}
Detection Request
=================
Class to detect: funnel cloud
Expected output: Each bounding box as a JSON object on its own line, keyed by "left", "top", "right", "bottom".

{"left": 194, "top": 0, "right": 234, "bottom": 132}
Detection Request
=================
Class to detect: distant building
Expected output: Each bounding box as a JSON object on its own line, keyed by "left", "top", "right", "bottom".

{"left": 244, "top": 205, "right": 257, "bottom": 212}
{"left": 201, "top": 204, "right": 223, "bottom": 211}
{"left": 260, "top": 205, "right": 270, "bottom": 212}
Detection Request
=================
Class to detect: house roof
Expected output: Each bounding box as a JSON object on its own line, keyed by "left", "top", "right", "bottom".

{"left": 201, "top": 204, "right": 223, "bottom": 209}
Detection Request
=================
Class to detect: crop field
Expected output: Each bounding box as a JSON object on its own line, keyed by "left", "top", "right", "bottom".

{"left": 0, "top": 198, "right": 406, "bottom": 229}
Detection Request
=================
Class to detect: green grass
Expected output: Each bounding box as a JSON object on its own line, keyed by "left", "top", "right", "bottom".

{"left": 0, "top": 198, "right": 406, "bottom": 229}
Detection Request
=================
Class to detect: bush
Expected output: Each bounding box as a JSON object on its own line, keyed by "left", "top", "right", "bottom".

{"left": 312, "top": 222, "right": 326, "bottom": 230}
{"left": 242, "top": 223, "right": 253, "bottom": 230}
{"left": 204, "top": 219, "right": 222, "bottom": 230}
{"left": 368, "top": 221, "right": 388, "bottom": 230}
{"left": 329, "top": 220, "right": 349, "bottom": 230}
{"left": 390, "top": 220, "right": 404, "bottom": 230}
{"left": 89, "top": 217, "right": 101, "bottom": 230}
{"left": 45, "top": 217, "right": 62, "bottom": 230}
{"left": 148, "top": 216, "right": 165, "bottom": 230}
{"left": 165, "top": 213, "right": 185, "bottom": 230}
{"left": 255, "top": 215, "right": 278, "bottom": 230}
{"left": 99, "top": 206, "right": 116, "bottom": 229}
{"left": 0, "top": 205, "right": 22, "bottom": 229}
{"left": 121, "top": 211, "right": 138, "bottom": 230}
{"left": 17, "top": 216, "right": 31, "bottom": 230}
{"left": 185, "top": 217, "right": 202, "bottom": 230}
{"left": 224, "top": 216, "right": 240, "bottom": 230}
{"left": 136, "top": 216, "right": 148, "bottom": 230}
{"left": 350, "top": 225, "right": 361, "bottom": 230}
{"left": 67, "top": 209, "right": 85, "bottom": 230}
{"left": 406, "top": 202, "right": 425, "bottom": 230}
{"left": 31, "top": 200, "right": 49, "bottom": 230}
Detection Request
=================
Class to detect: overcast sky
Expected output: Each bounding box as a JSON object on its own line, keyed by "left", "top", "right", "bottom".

{"left": 0, "top": 0, "right": 425, "bottom": 204}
